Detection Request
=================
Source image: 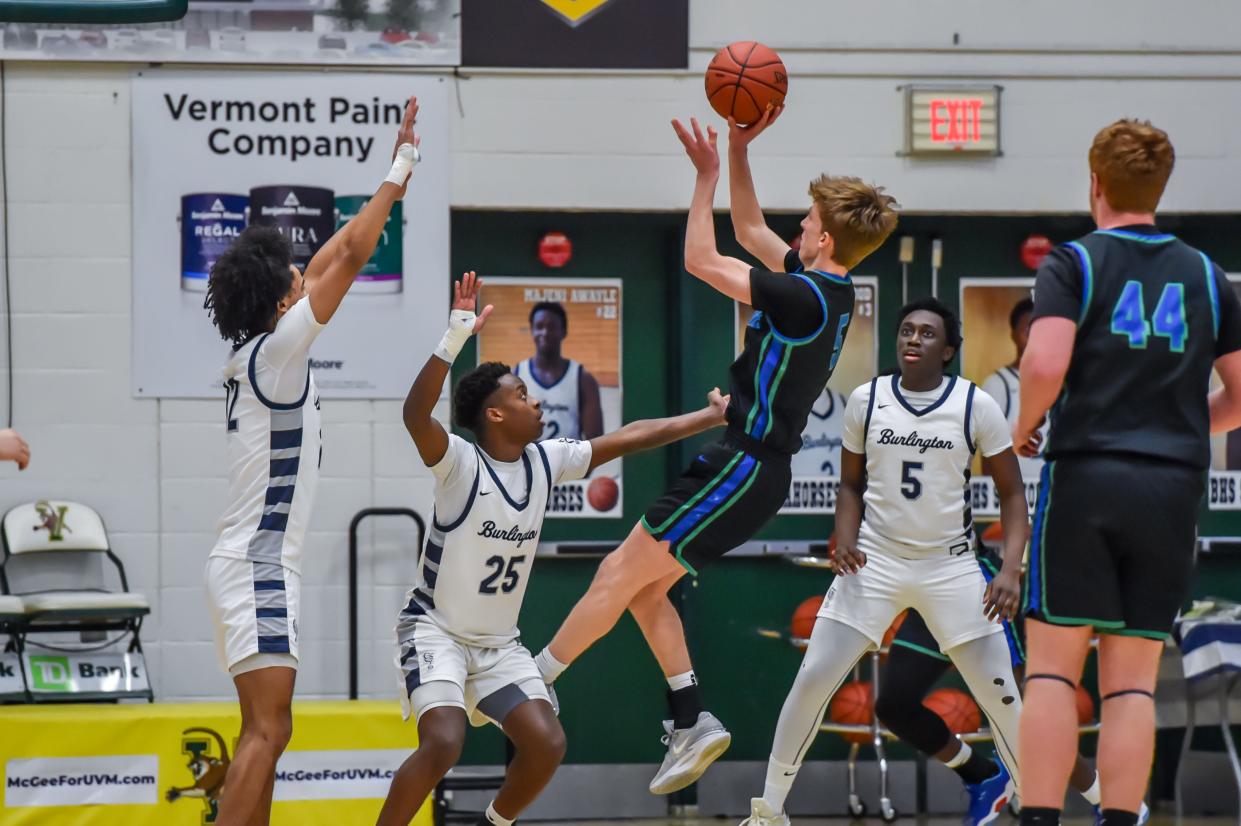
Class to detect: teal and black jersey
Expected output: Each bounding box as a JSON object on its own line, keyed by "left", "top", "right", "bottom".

{"left": 1032, "top": 224, "right": 1241, "bottom": 470}
{"left": 726, "top": 249, "right": 855, "bottom": 456}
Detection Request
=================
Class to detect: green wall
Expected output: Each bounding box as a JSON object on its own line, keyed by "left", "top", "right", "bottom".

{"left": 448, "top": 209, "right": 1241, "bottom": 766}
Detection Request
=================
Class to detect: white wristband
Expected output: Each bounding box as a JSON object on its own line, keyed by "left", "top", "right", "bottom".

{"left": 385, "top": 143, "right": 421, "bottom": 186}
{"left": 434, "top": 309, "right": 476, "bottom": 363}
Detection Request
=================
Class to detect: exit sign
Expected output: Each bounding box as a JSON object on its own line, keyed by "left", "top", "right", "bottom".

{"left": 903, "top": 85, "right": 1002, "bottom": 157}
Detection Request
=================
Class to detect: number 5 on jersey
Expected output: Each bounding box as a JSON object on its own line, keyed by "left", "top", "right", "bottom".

{"left": 479, "top": 555, "right": 526, "bottom": 594}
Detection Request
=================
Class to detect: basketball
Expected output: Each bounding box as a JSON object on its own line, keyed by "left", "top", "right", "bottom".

{"left": 791, "top": 595, "right": 822, "bottom": 640}
{"left": 829, "top": 681, "right": 874, "bottom": 743}
{"left": 705, "top": 41, "right": 788, "bottom": 125}
{"left": 881, "top": 609, "right": 909, "bottom": 652}
{"left": 1076, "top": 685, "right": 1096, "bottom": 725}
{"left": 923, "top": 688, "right": 982, "bottom": 734}
{"left": 586, "top": 476, "right": 619, "bottom": 512}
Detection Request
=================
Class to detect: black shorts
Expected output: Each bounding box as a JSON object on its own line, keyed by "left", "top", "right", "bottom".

{"left": 1025, "top": 454, "right": 1204, "bottom": 639}
{"left": 641, "top": 432, "right": 791, "bottom": 575}
{"left": 891, "top": 545, "right": 1027, "bottom": 668}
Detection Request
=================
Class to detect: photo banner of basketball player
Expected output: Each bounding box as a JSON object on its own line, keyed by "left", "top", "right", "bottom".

{"left": 959, "top": 278, "right": 1040, "bottom": 517}
{"left": 0, "top": 0, "right": 459, "bottom": 66}
{"left": 131, "top": 71, "right": 450, "bottom": 398}
{"left": 734, "top": 276, "right": 879, "bottom": 515}
{"left": 477, "top": 277, "right": 623, "bottom": 518}
{"left": 1206, "top": 276, "right": 1241, "bottom": 509}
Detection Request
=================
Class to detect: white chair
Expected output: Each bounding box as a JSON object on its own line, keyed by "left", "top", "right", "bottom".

{"left": 0, "top": 500, "right": 152, "bottom": 702}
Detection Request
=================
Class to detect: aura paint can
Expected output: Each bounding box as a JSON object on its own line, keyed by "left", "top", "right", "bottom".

{"left": 334, "top": 195, "right": 403, "bottom": 294}
{"left": 247, "top": 185, "right": 336, "bottom": 271}
{"left": 180, "top": 193, "right": 247, "bottom": 292}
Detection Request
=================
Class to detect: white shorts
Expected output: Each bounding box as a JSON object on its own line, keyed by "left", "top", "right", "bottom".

{"left": 395, "top": 619, "right": 549, "bottom": 728}
{"left": 205, "top": 556, "right": 300, "bottom": 676}
{"left": 819, "top": 535, "right": 1002, "bottom": 652}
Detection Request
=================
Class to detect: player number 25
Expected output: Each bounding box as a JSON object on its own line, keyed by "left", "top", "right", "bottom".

{"left": 1110, "top": 280, "right": 1187, "bottom": 352}
{"left": 479, "top": 555, "right": 527, "bottom": 595}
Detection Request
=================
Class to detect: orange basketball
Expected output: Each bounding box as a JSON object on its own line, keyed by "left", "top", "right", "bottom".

{"left": 586, "top": 476, "right": 619, "bottom": 512}
{"left": 705, "top": 41, "right": 788, "bottom": 126}
{"left": 791, "top": 595, "right": 822, "bottom": 640}
{"left": 881, "top": 610, "right": 909, "bottom": 652}
{"left": 830, "top": 681, "right": 874, "bottom": 743}
{"left": 1076, "top": 685, "right": 1095, "bottom": 725}
{"left": 923, "top": 688, "right": 982, "bottom": 734}
{"left": 981, "top": 521, "right": 1004, "bottom": 545}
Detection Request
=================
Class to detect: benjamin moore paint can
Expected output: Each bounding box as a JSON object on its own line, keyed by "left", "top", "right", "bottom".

{"left": 180, "top": 193, "right": 247, "bottom": 292}
{"left": 335, "top": 195, "right": 403, "bottom": 294}
{"left": 247, "top": 185, "right": 336, "bottom": 271}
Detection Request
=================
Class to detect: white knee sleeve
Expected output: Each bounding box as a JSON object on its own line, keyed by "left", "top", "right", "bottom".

{"left": 948, "top": 631, "right": 1023, "bottom": 787}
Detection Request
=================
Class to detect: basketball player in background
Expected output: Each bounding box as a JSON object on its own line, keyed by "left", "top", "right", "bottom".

{"left": 533, "top": 108, "right": 899, "bottom": 795}
{"left": 1016, "top": 120, "right": 1241, "bottom": 826}
{"left": 514, "top": 301, "right": 604, "bottom": 440}
{"left": 743, "top": 299, "right": 1028, "bottom": 826}
{"left": 790, "top": 386, "right": 849, "bottom": 477}
{"left": 980, "top": 297, "right": 1044, "bottom": 478}
{"left": 202, "top": 96, "right": 420, "bottom": 826}
{"left": 379, "top": 273, "right": 728, "bottom": 826}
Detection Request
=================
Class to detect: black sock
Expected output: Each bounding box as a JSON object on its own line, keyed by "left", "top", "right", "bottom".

{"left": 954, "top": 750, "right": 999, "bottom": 785}
{"left": 1100, "top": 810, "right": 1139, "bottom": 826}
{"left": 1020, "top": 806, "right": 1061, "bottom": 826}
{"left": 669, "top": 684, "right": 703, "bottom": 729}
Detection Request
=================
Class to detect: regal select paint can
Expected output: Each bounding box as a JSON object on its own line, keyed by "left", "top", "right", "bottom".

{"left": 180, "top": 193, "right": 247, "bottom": 292}
{"left": 334, "top": 195, "right": 402, "bottom": 294}
{"left": 247, "top": 185, "right": 335, "bottom": 271}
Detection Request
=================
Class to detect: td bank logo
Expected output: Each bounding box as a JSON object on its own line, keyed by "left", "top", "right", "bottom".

{"left": 538, "top": 0, "right": 613, "bottom": 26}
{"left": 29, "top": 655, "right": 72, "bottom": 691}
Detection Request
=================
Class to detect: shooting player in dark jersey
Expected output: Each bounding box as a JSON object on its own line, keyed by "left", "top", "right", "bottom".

{"left": 1015, "top": 119, "right": 1241, "bottom": 826}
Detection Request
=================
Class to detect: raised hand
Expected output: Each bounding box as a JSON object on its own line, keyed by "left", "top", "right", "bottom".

{"left": 392, "top": 95, "right": 421, "bottom": 197}
{"left": 728, "top": 103, "right": 783, "bottom": 151}
{"left": 671, "top": 117, "right": 720, "bottom": 177}
{"left": 0, "top": 428, "right": 29, "bottom": 470}
{"left": 453, "top": 271, "right": 494, "bottom": 334}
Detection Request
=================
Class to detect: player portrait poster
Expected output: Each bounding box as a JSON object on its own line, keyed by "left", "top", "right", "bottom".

{"left": 959, "top": 278, "right": 1038, "bottom": 516}
{"left": 1207, "top": 275, "right": 1241, "bottom": 509}
{"left": 734, "top": 276, "right": 878, "bottom": 514}
{"left": 477, "top": 277, "right": 623, "bottom": 518}
{"left": 131, "top": 71, "right": 450, "bottom": 398}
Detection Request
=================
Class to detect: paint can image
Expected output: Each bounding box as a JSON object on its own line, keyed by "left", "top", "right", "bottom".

{"left": 335, "top": 195, "right": 403, "bottom": 293}
{"left": 247, "top": 185, "right": 336, "bottom": 271}
{"left": 180, "top": 193, "right": 247, "bottom": 292}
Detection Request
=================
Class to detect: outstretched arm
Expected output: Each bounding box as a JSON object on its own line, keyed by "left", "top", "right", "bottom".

{"left": 586, "top": 388, "right": 728, "bottom": 473}
{"left": 727, "top": 107, "right": 791, "bottom": 272}
{"left": 402, "top": 272, "right": 493, "bottom": 466}
{"left": 304, "top": 95, "right": 421, "bottom": 325}
{"left": 672, "top": 117, "right": 755, "bottom": 304}
{"left": 982, "top": 449, "right": 1028, "bottom": 621}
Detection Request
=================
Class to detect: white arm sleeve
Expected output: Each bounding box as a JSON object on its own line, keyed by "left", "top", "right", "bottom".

{"left": 541, "top": 438, "right": 594, "bottom": 484}
{"left": 972, "top": 391, "right": 1015, "bottom": 457}
{"left": 254, "top": 296, "right": 327, "bottom": 404}
{"left": 840, "top": 383, "right": 872, "bottom": 455}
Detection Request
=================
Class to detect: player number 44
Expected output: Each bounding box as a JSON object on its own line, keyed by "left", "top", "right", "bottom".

{"left": 1110, "top": 280, "right": 1187, "bottom": 352}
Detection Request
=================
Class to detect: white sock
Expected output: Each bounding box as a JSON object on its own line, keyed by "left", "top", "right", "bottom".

{"left": 944, "top": 740, "right": 972, "bottom": 768}
{"left": 485, "top": 802, "right": 514, "bottom": 826}
{"left": 762, "top": 756, "right": 799, "bottom": 813}
{"left": 667, "top": 670, "right": 697, "bottom": 692}
{"left": 1081, "top": 773, "right": 1101, "bottom": 805}
{"left": 535, "top": 648, "right": 568, "bottom": 684}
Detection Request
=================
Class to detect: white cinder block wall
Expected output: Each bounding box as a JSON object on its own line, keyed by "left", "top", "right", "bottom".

{"left": 3, "top": 0, "right": 1241, "bottom": 699}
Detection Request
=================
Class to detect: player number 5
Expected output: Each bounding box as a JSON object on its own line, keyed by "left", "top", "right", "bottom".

{"left": 901, "top": 461, "right": 923, "bottom": 500}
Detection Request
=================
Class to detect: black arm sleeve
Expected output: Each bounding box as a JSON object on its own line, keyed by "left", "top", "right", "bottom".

{"left": 1030, "top": 245, "right": 1083, "bottom": 323}
{"left": 1214, "top": 263, "right": 1241, "bottom": 357}
{"left": 750, "top": 269, "right": 824, "bottom": 341}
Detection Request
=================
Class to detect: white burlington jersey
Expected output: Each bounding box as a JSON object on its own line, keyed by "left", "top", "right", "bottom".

{"left": 210, "top": 296, "right": 324, "bottom": 575}
{"left": 980, "top": 365, "right": 1045, "bottom": 479}
{"left": 515, "top": 359, "right": 581, "bottom": 441}
{"left": 842, "top": 374, "right": 1011, "bottom": 551}
{"left": 403, "top": 435, "right": 593, "bottom": 647}
{"left": 791, "top": 388, "right": 849, "bottom": 476}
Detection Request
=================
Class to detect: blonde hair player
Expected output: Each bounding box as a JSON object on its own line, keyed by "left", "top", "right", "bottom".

{"left": 1016, "top": 119, "right": 1241, "bottom": 826}
{"left": 201, "top": 96, "right": 420, "bottom": 826}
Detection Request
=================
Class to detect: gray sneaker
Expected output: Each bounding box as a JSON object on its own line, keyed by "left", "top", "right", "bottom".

{"left": 740, "top": 797, "right": 790, "bottom": 826}
{"left": 648, "top": 712, "right": 732, "bottom": 794}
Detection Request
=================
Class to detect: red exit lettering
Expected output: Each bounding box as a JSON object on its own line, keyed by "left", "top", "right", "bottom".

{"left": 929, "top": 98, "right": 984, "bottom": 143}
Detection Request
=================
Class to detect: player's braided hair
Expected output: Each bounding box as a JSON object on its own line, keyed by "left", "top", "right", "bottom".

{"left": 453, "top": 361, "right": 512, "bottom": 435}
{"left": 897, "top": 297, "right": 963, "bottom": 352}
{"left": 204, "top": 226, "right": 295, "bottom": 348}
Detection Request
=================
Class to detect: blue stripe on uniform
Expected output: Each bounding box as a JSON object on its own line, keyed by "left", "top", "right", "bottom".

{"left": 1027, "top": 461, "right": 1053, "bottom": 612}
{"left": 963, "top": 383, "right": 977, "bottom": 454}
{"left": 1201, "top": 251, "right": 1221, "bottom": 339}
{"left": 258, "top": 635, "right": 291, "bottom": 653}
{"left": 1066, "top": 242, "right": 1094, "bottom": 324}
{"left": 270, "top": 457, "right": 300, "bottom": 478}
{"left": 271, "top": 429, "right": 303, "bottom": 450}
{"left": 264, "top": 485, "right": 296, "bottom": 506}
{"left": 258, "top": 512, "right": 289, "bottom": 532}
{"left": 253, "top": 579, "right": 285, "bottom": 591}
{"left": 256, "top": 607, "right": 287, "bottom": 618}
{"left": 749, "top": 341, "right": 786, "bottom": 438}
{"left": 662, "top": 454, "right": 758, "bottom": 545}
